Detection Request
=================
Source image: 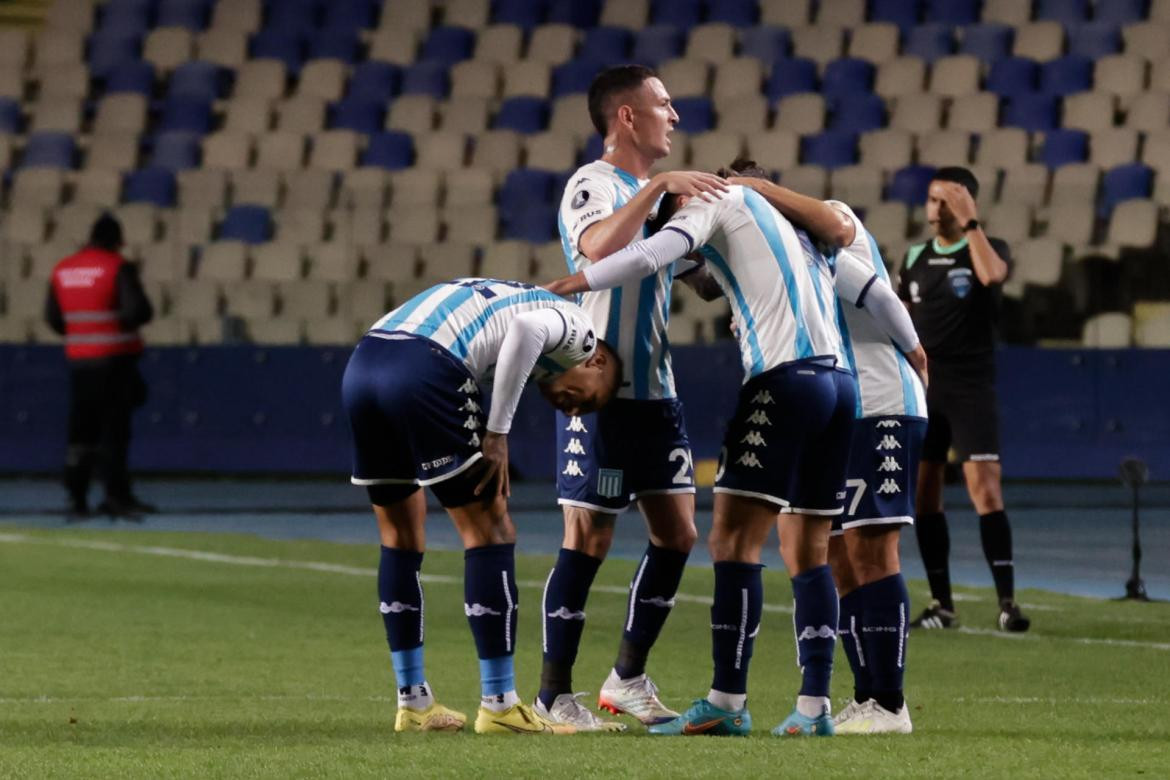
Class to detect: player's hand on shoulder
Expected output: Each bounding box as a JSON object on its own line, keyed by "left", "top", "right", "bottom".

{"left": 654, "top": 170, "right": 729, "bottom": 202}
{"left": 475, "top": 431, "right": 510, "bottom": 499}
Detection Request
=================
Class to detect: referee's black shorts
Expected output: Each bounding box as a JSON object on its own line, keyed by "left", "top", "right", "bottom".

{"left": 922, "top": 358, "right": 1000, "bottom": 464}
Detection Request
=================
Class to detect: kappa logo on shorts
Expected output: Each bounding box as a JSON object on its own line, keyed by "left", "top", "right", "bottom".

{"left": 461, "top": 398, "right": 481, "bottom": 413}
{"left": 562, "top": 460, "right": 585, "bottom": 477}
{"left": 741, "top": 430, "right": 767, "bottom": 447}
{"left": 746, "top": 410, "right": 773, "bottom": 426}
{"left": 876, "top": 479, "right": 901, "bottom": 495}
{"left": 563, "top": 437, "right": 586, "bottom": 455}
{"left": 751, "top": 390, "right": 774, "bottom": 405}
{"left": 876, "top": 435, "right": 901, "bottom": 451}
{"left": 468, "top": 432, "right": 481, "bottom": 447}
{"left": 877, "top": 456, "right": 902, "bottom": 472}
{"left": 463, "top": 415, "right": 481, "bottom": 431}
{"left": 458, "top": 378, "right": 477, "bottom": 393}
{"left": 736, "top": 452, "right": 763, "bottom": 469}
{"left": 876, "top": 419, "right": 902, "bottom": 428}
{"left": 565, "top": 416, "right": 588, "bottom": 433}
{"left": 597, "top": 468, "right": 624, "bottom": 498}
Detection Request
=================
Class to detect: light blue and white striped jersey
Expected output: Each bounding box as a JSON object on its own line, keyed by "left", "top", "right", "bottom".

{"left": 664, "top": 185, "right": 849, "bottom": 383}
{"left": 558, "top": 160, "right": 676, "bottom": 400}
{"left": 828, "top": 201, "right": 927, "bottom": 420}
{"left": 369, "top": 278, "right": 596, "bottom": 383}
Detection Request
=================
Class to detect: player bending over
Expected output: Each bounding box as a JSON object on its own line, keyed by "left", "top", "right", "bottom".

{"left": 341, "top": 278, "right": 621, "bottom": 735}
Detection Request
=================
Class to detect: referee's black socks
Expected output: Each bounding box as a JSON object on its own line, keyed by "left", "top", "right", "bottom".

{"left": 914, "top": 512, "right": 954, "bottom": 612}
{"left": 979, "top": 510, "right": 1015, "bottom": 603}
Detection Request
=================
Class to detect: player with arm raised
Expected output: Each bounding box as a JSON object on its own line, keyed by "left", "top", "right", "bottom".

{"left": 537, "top": 65, "right": 730, "bottom": 731}
{"left": 341, "top": 278, "right": 621, "bottom": 736}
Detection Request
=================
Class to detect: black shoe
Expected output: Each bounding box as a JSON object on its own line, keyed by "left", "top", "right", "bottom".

{"left": 910, "top": 600, "right": 959, "bottom": 630}
{"left": 97, "top": 497, "right": 146, "bottom": 522}
{"left": 998, "top": 600, "right": 1031, "bottom": 632}
{"left": 121, "top": 495, "right": 158, "bottom": 514}
{"left": 65, "top": 502, "right": 92, "bottom": 523}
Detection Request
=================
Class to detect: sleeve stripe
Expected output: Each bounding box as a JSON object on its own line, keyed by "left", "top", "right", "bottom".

{"left": 662, "top": 225, "right": 695, "bottom": 253}
{"left": 546, "top": 306, "right": 569, "bottom": 354}
{"left": 855, "top": 274, "right": 879, "bottom": 309}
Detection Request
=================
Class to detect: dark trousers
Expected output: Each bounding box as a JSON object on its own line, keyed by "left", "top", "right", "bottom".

{"left": 65, "top": 355, "right": 146, "bottom": 506}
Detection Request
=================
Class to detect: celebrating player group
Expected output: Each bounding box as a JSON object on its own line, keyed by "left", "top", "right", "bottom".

{"left": 341, "top": 64, "right": 1021, "bottom": 738}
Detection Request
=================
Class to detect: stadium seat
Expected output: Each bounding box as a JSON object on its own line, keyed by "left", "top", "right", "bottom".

{"left": 211, "top": 0, "right": 261, "bottom": 32}
{"left": 494, "top": 97, "right": 550, "bottom": 133}
{"left": 600, "top": 0, "right": 649, "bottom": 28}
{"left": 276, "top": 96, "right": 326, "bottom": 132}
{"left": 672, "top": 96, "right": 714, "bottom": 133}
{"left": 441, "top": 97, "right": 492, "bottom": 133}
{"left": 685, "top": 24, "right": 736, "bottom": 65}
{"left": 21, "top": 132, "right": 75, "bottom": 168}
{"left": 150, "top": 131, "right": 201, "bottom": 170}
{"left": 1049, "top": 163, "right": 1101, "bottom": 206}
{"left": 169, "top": 60, "right": 227, "bottom": 100}
{"left": 494, "top": 0, "right": 547, "bottom": 28}
{"left": 401, "top": 62, "right": 450, "bottom": 98}
{"left": 1125, "top": 91, "right": 1169, "bottom": 132}
{"left": 524, "top": 131, "right": 579, "bottom": 170}
{"left": 231, "top": 169, "right": 281, "bottom": 207}
{"left": 985, "top": 201, "right": 1033, "bottom": 243}
{"left": 1096, "top": 0, "right": 1147, "bottom": 25}
{"left": 325, "top": 0, "right": 380, "bottom": 30}
{"left": 39, "top": 62, "right": 88, "bottom": 99}
{"left": 1042, "top": 129, "right": 1089, "bottom": 168}
{"left": 446, "top": 0, "right": 492, "bottom": 28}
{"left": 386, "top": 95, "right": 437, "bottom": 134}
{"left": 1120, "top": 21, "right": 1169, "bottom": 60}
{"left": 1094, "top": 55, "right": 1147, "bottom": 102}
{"left": 821, "top": 58, "right": 875, "bottom": 97}
{"left": 306, "top": 242, "right": 357, "bottom": 282}
{"left": 739, "top": 26, "right": 791, "bottom": 63}
{"left": 309, "top": 130, "right": 358, "bottom": 170}
{"left": 650, "top": 0, "right": 701, "bottom": 28}
{"left": 1106, "top": 199, "right": 1158, "bottom": 248}
{"left": 450, "top": 60, "right": 501, "bottom": 99}
{"left": 1067, "top": 23, "right": 1121, "bottom": 59}
{"left": 158, "top": 0, "right": 209, "bottom": 31}
{"left": 284, "top": 168, "right": 337, "bottom": 210}
{"left": 420, "top": 26, "right": 476, "bottom": 65}
{"left": 1040, "top": 55, "right": 1094, "bottom": 96}
{"left": 580, "top": 27, "right": 632, "bottom": 63}
{"left": 986, "top": 57, "right": 1040, "bottom": 97}
{"left": 888, "top": 164, "right": 936, "bottom": 205}
{"left": 958, "top": 23, "right": 1013, "bottom": 64}
{"left": 776, "top": 93, "right": 826, "bottom": 134}
{"left": 713, "top": 59, "right": 765, "bottom": 102}
{"left": 928, "top": 54, "right": 980, "bottom": 96}
{"left": 105, "top": 60, "right": 155, "bottom": 95}
{"left": 1004, "top": 93, "right": 1060, "bottom": 131}
{"left": 0, "top": 97, "right": 19, "bottom": 133}
{"left": 829, "top": 93, "right": 885, "bottom": 133}
{"left": 158, "top": 95, "right": 213, "bottom": 134}
{"left": 917, "top": 129, "right": 972, "bottom": 166}
{"left": 197, "top": 29, "right": 248, "bottom": 68}
{"left": 791, "top": 25, "right": 846, "bottom": 66}
{"left": 330, "top": 99, "right": 385, "bottom": 134}
{"left": 224, "top": 97, "right": 273, "bottom": 134}
{"left": 124, "top": 168, "right": 177, "bottom": 207}
{"left": 745, "top": 129, "right": 800, "bottom": 169}
{"left": 817, "top": 0, "right": 864, "bottom": 26}
{"left": 848, "top": 23, "right": 899, "bottom": 63}
{"left": 859, "top": 128, "right": 913, "bottom": 169}
{"left": 502, "top": 61, "right": 551, "bottom": 98}
{"left": 143, "top": 27, "right": 195, "bottom": 73}
{"left": 347, "top": 62, "right": 401, "bottom": 102}
{"left": 871, "top": 0, "right": 922, "bottom": 30}
{"left": 251, "top": 30, "right": 304, "bottom": 73}
{"left": 704, "top": 0, "right": 758, "bottom": 26}
{"left": 528, "top": 24, "right": 579, "bottom": 65}
{"left": 178, "top": 168, "right": 228, "bottom": 208}
{"left": 830, "top": 165, "right": 883, "bottom": 207}
{"left": 764, "top": 57, "right": 818, "bottom": 99}
{"left": 30, "top": 96, "right": 82, "bottom": 133}
{"left": 801, "top": 131, "right": 857, "bottom": 169}
{"left": 689, "top": 131, "right": 745, "bottom": 171}
{"left": 1013, "top": 22, "right": 1065, "bottom": 61}
{"left": 779, "top": 164, "right": 827, "bottom": 197}
{"left": 298, "top": 59, "right": 347, "bottom": 101}
{"left": 220, "top": 205, "right": 273, "bottom": 243}
{"left": 443, "top": 168, "right": 495, "bottom": 208}
{"left": 925, "top": 0, "right": 980, "bottom": 24}
{"left": 500, "top": 204, "right": 558, "bottom": 241}
{"left": 975, "top": 127, "right": 1029, "bottom": 168}
{"left": 1100, "top": 163, "right": 1153, "bottom": 214}
{"left": 631, "top": 26, "right": 684, "bottom": 67}
{"left": 88, "top": 30, "right": 143, "bottom": 79}
{"left": 86, "top": 133, "right": 140, "bottom": 171}
{"left": 1089, "top": 127, "right": 1140, "bottom": 169}
{"left": 368, "top": 28, "right": 419, "bottom": 66}
{"left": 1063, "top": 92, "right": 1117, "bottom": 132}
{"left": 905, "top": 24, "right": 956, "bottom": 63}
{"left": 889, "top": 93, "right": 942, "bottom": 133}
{"left": 1082, "top": 312, "right": 1132, "bottom": 348}
{"left": 1035, "top": 0, "right": 1089, "bottom": 24}
{"left": 657, "top": 59, "right": 711, "bottom": 99}
{"left": 552, "top": 59, "right": 604, "bottom": 97}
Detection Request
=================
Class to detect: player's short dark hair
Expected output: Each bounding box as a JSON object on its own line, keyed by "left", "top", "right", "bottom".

{"left": 89, "top": 213, "right": 123, "bottom": 250}
{"left": 932, "top": 166, "right": 980, "bottom": 199}
{"left": 716, "top": 157, "right": 770, "bottom": 180}
{"left": 588, "top": 65, "right": 657, "bottom": 137}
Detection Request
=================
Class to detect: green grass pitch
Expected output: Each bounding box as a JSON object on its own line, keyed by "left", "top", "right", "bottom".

{"left": 2, "top": 526, "right": 1168, "bottom": 778}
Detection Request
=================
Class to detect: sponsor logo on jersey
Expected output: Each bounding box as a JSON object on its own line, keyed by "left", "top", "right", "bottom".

{"left": 948, "top": 268, "right": 973, "bottom": 299}
{"left": 458, "top": 378, "right": 477, "bottom": 393}
{"left": 420, "top": 455, "right": 454, "bottom": 471}
{"left": 597, "top": 468, "right": 624, "bottom": 498}
{"left": 928, "top": 258, "right": 956, "bottom": 266}
{"left": 909, "top": 280, "right": 921, "bottom": 303}
{"left": 379, "top": 601, "right": 419, "bottom": 614}
{"left": 741, "top": 430, "right": 767, "bottom": 447}
{"left": 736, "top": 452, "right": 763, "bottom": 469}
{"left": 751, "top": 390, "right": 774, "bottom": 405}
{"left": 571, "top": 190, "right": 591, "bottom": 209}
{"left": 877, "top": 456, "right": 902, "bottom": 472}
{"left": 463, "top": 415, "right": 481, "bottom": 431}
{"left": 876, "top": 419, "right": 902, "bottom": 428}
{"left": 546, "top": 606, "right": 586, "bottom": 621}
{"left": 565, "top": 416, "right": 588, "bottom": 433}
{"left": 710, "top": 623, "right": 737, "bottom": 631}
{"left": 876, "top": 479, "right": 901, "bottom": 495}
{"left": 573, "top": 209, "right": 603, "bottom": 228}
{"left": 746, "top": 410, "right": 772, "bottom": 426}
{"left": 464, "top": 603, "right": 502, "bottom": 617}
{"left": 876, "top": 435, "right": 901, "bottom": 451}
{"left": 638, "top": 596, "right": 676, "bottom": 608}
{"left": 461, "top": 399, "right": 481, "bottom": 413}
{"left": 797, "top": 624, "right": 836, "bottom": 640}
{"left": 562, "top": 460, "right": 585, "bottom": 477}
{"left": 563, "top": 437, "right": 586, "bottom": 455}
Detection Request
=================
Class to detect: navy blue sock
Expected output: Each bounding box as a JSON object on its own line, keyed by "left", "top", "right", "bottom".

{"left": 837, "top": 588, "right": 870, "bottom": 704}
{"left": 859, "top": 573, "right": 910, "bottom": 713}
{"left": 539, "top": 548, "right": 602, "bottom": 708}
{"left": 792, "top": 564, "right": 838, "bottom": 698}
{"left": 378, "top": 546, "right": 425, "bottom": 689}
{"left": 464, "top": 543, "right": 519, "bottom": 697}
{"left": 615, "top": 543, "right": 689, "bottom": 678}
{"left": 709, "top": 561, "right": 764, "bottom": 696}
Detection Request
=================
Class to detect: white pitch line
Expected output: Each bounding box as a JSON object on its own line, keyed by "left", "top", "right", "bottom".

{"left": 4, "top": 533, "right": 1169, "bottom": 650}
{"left": 953, "top": 695, "right": 1158, "bottom": 706}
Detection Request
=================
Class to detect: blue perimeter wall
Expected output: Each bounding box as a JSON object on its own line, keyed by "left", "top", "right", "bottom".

{"left": 1, "top": 344, "right": 1166, "bottom": 480}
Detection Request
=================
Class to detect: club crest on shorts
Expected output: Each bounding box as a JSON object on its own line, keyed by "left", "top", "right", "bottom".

{"left": 597, "top": 468, "right": 624, "bottom": 498}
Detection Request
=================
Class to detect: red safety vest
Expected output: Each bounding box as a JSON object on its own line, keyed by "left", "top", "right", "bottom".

{"left": 50, "top": 247, "right": 144, "bottom": 360}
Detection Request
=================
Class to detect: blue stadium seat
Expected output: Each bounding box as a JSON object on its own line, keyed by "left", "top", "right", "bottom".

{"left": 821, "top": 58, "right": 875, "bottom": 98}
{"left": 251, "top": 30, "right": 304, "bottom": 73}
{"left": 124, "top": 167, "right": 177, "bottom": 206}
{"left": 1042, "top": 129, "right": 1089, "bottom": 167}
{"left": 925, "top": 0, "right": 980, "bottom": 24}
{"left": 801, "top": 131, "right": 858, "bottom": 169}
{"left": 157, "top": 0, "right": 210, "bottom": 31}
{"left": 740, "top": 27, "right": 791, "bottom": 63}
{"left": 400, "top": 62, "right": 450, "bottom": 97}
{"left": 1094, "top": 0, "right": 1148, "bottom": 25}
{"left": 1067, "top": 23, "right": 1121, "bottom": 59}
{"left": 986, "top": 57, "right": 1040, "bottom": 97}
{"left": 158, "top": 95, "right": 214, "bottom": 134}
{"left": 500, "top": 204, "right": 558, "bottom": 241}
{"left": 1040, "top": 55, "right": 1093, "bottom": 96}
{"left": 361, "top": 131, "right": 414, "bottom": 169}
{"left": 959, "top": 24, "right": 1014, "bottom": 64}
{"left": 420, "top": 26, "right": 475, "bottom": 65}
{"left": 493, "top": 0, "right": 547, "bottom": 28}
{"left": 309, "top": 29, "right": 360, "bottom": 63}
{"left": 672, "top": 96, "right": 714, "bottom": 133}
{"left": 498, "top": 168, "right": 558, "bottom": 219}
{"left": 552, "top": 59, "right": 603, "bottom": 97}
{"left": 1035, "top": 0, "right": 1089, "bottom": 23}
{"left": 631, "top": 26, "right": 684, "bottom": 67}
{"left": 1101, "top": 163, "right": 1153, "bottom": 215}
{"left": 829, "top": 94, "right": 886, "bottom": 133}
{"left": 580, "top": 134, "right": 604, "bottom": 163}
{"left": 547, "top": 0, "right": 601, "bottom": 27}
{"left": 105, "top": 60, "right": 156, "bottom": 95}
{"left": 21, "top": 132, "right": 76, "bottom": 168}
{"left": 330, "top": 99, "right": 385, "bottom": 133}
{"left": 494, "top": 97, "right": 550, "bottom": 133}
{"left": 704, "top": 0, "right": 759, "bottom": 26}
{"left": 765, "top": 57, "right": 818, "bottom": 100}
{"left": 150, "top": 131, "right": 201, "bottom": 170}
{"left": 97, "top": 1, "right": 152, "bottom": 35}
{"left": 220, "top": 205, "right": 273, "bottom": 243}
{"left": 650, "top": 0, "right": 701, "bottom": 28}
{"left": 888, "top": 164, "right": 936, "bottom": 205}
{"left": 0, "top": 98, "right": 21, "bottom": 133}
{"left": 267, "top": 0, "right": 318, "bottom": 33}
{"left": 323, "top": 0, "right": 379, "bottom": 30}
{"left": 871, "top": 0, "right": 923, "bottom": 31}
{"left": 581, "top": 27, "right": 631, "bottom": 63}
{"left": 904, "top": 24, "right": 955, "bottom": 63}
{"left": 89, "top": 31, "right": 143, "bottom": 79}
{"left": 1004, "top": 93, "right": 1060, "bottom": 131}
{"left": 347, "top": 62, "right": 401, "bottom": 102}
{"left": 168, "top": 60, "right": 227, "bottom": 100}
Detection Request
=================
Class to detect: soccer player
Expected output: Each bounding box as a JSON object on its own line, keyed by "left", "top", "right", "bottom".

{"left": 897, "top": 167, "right": 1030, "bottom": 633}
{"left": 721, "top": 162, "right": 927, "bottom": 734}
{"left": 341, "top": 278, "right": 622, "bottom": 735}
{"left": 547, "top": 181, "right": 902, "bottom": 737}
{"left": 537, "top": 64, "right": 729, "bottom": 730}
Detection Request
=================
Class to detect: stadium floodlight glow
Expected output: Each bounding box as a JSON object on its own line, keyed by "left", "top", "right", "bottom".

{"left": 1118, "top": 457, "right": 1152, "bottom": 602}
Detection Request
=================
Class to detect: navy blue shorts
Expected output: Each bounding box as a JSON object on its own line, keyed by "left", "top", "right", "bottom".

{"left": 556, "top": 398, "right": 695, "bottom": 514}
{"left": 832, "top": 416, "right": 927, "bottom": 536}
{"left": 341, "top": 333, "right": 486, "bottom": 508}
{"left": 714, "top": 362, "right": 856, "bottom": 514}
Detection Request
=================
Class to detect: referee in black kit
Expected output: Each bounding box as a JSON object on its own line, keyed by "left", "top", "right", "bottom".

{"left": 897, "top": 167, "right": 1030, "bottom": 633}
